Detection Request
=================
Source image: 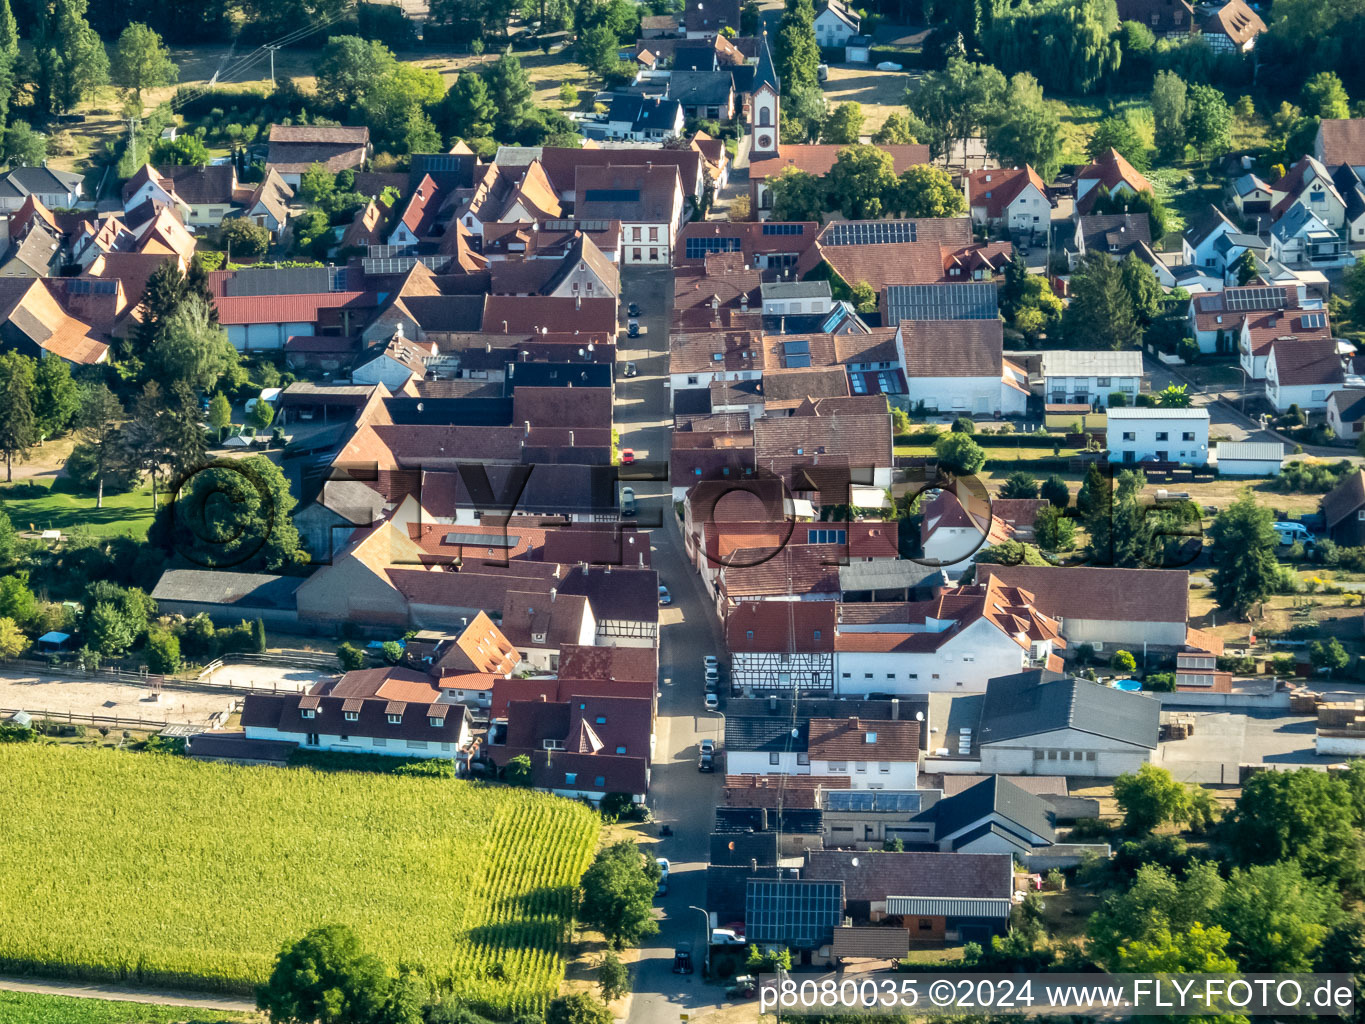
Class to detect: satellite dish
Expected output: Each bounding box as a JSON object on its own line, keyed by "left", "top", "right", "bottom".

{"left": 916, "top": 711, "right": 925, "bottom": 721}
{"left": 851, "top": 857, "right": 859, "bottom": 867}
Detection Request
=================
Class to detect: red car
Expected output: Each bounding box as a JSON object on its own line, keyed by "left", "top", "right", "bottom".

{"left": 620, "top": 448, "right": 636, "bottom": 464}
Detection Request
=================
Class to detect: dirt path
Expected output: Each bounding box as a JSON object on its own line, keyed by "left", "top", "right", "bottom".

{"left": 0, "top": 975, "right": 258, "bottom": 1014}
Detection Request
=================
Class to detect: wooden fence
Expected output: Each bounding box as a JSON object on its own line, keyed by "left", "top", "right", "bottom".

{"left": 0, "top": 706, "right": 197, "bottom": 730}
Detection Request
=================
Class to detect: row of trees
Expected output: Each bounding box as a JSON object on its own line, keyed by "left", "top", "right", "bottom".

{"left": 768, "top": 146, "right": 964, "bottom": 222}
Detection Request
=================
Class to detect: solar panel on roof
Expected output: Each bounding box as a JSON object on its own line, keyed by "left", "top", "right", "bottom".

{"left": 685, "top": 236, "right": 742, "bottom": 259}
{"left": 785, "top": 355, "right": 811, "bottom": 367}
{"left": 442, "top": 532, "right": 516, "bottom": 547}
{"left": 762, "top": 223, "right": 804, "bottom": 235}
{"left": 1302, "top": 312, "right": 1327, "bottom": 328}
{"left": 1224, "top": 287, "right": 1284, "bottom": 312}
{"left": 66, "top": 279, "right": 117, "bottom": 295}
{"left": 823, "top": 221, "right": 918, "bottom": 246}
{"left": 366, "top": 244, "right": 417, "bottom": 258}
{"left": 416, "top": 154, "right": 465, "bottom": 171}
{"left": 361, "top": 255, "right": 453, "bottom": 275}
{"left": 825, "top": 790, "right": 923, "bottom": 812}
{"left": 583, "top": 188, "right": 640, "bottom": 203}
{"left": 745, "top": 879, "right": 842, "bottom": 947}
{"left": 544, "top": 219, "right": 612, "bottom": 233}
{"left": 783, "top": 340, "right": 810, "bottom": 355}
{"left": 883, "top": 282, "right": 999, "bottom": 324}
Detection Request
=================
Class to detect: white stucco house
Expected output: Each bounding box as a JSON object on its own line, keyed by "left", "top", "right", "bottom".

{"left": 1106, "top": 407, "right": 1210, "bottom": 466}
{"left": 1264, "top": 338, "right": 1348, "bottom": 413}
{"left": 965, "top": 166, "right": 1049, "bottom": 232}
{"left": 896, "top": 320, "right": 1029, "bottom": 417}
{"left": 1038, "top": 350, "right": 1143, "bottom": 407}
{"left": 815, "top": 0, "right": 861, "bottom": 48}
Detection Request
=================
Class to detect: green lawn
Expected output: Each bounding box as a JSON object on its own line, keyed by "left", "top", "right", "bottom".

{"left": 1146, "top": 165, "right": 1227, "bottom": 249}
{"left": 1054, "top": 94, "right": 1154, "bottom": 167}
{"left": 0, "top": 745, "right": 599, "bottom": 1017}
{"left": 0, "top": 482, "right": 156, "bottom": 540}
{"left": 0, "top": 990, "right": 256, "bottom": 1024}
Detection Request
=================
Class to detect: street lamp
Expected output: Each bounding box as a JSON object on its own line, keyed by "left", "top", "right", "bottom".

{"left": 688, "top": 904, "right": 710, "bottom": 977}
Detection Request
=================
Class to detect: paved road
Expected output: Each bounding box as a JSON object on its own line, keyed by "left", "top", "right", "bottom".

{"left": 616, "top": 267, "right": 730, "bottom": 1024}
{"left": 0, "top": 975, "right": 257, "bottom": 1013}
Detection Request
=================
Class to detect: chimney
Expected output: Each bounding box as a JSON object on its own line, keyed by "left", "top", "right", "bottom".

{"left": 847, "top": 716, "right": 857, "bottom": 729}
{"left": 750, "top": 858, "right": 758, "bottom": 873}
{"left": 551, "top": 587, "right": 557, "bottom": 602}
{"left": 525, "top": 420, "right": 531, "bottom": 436}
{"left": 539, "top": 694, "right": 547, "bottom": 701}
{"left": 502, "top": 320, "right": 508, "bottom": 333}
{"left": 576, "top": 295, "right": 582, "bottom": 310}
{"left": 891, "top": 698, "right": 900, "bottom": 720}
{"left": 569, "top": 429, "right": 575, "bottom": 446}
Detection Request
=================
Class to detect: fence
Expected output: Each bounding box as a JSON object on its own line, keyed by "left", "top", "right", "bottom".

{"left": 0, "top": 706, "right": 197, "bottom": 730}
{"left": 1, "top": 657, "right": 324, "bottom": 696}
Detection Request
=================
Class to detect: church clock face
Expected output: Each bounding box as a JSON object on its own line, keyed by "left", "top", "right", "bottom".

{"left": 758, "top": 134, "right": 772, "bottom": 149}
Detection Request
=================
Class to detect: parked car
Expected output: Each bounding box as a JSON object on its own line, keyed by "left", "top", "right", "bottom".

{"left": 621, "top": 486, "right": 636, "bottom": 516}
{"left": 705, "top": 692, "right": 719, "bottom": 711}
{"left": 712, "top": 928, "right": 746, "bottom": 946}
{"left": 705, "top": 665, "right": 719, "bottom": 685}
{"left": 705, "top": 675, "right": 717, "bottom": 694}
{"left": 673, "top": 945, "right": 694, "bottom": 974}
{"left": 658, "top": 584, "right": 671, "bottom": 605}
{"left": 628, "top": 301, "right": 641, "bottom": 318}
{"left": 656, "top": 857, "right": 670, "bottom": 895}
{"left": 704, "top": 655, "right": 719, "bottom": 671}
{"left": 698, "top": 752, "right": 714, "bottom": 772}
{"left": 627, "top": 319, "right": 640, "bottom": 338}
{"left": 622, "top": 361, "right": 638, "bottom": 378}
{"left": 727, "top": 974, "right": 757, "bottom": 998}
{"left": 876, "top": 60, "right": 904, "bottom": 70}
{"left": 620, "top": 448, "right": 636, "bottom": 464}
{"left": 700, "top": 739, "right": 715, "bottom": 756}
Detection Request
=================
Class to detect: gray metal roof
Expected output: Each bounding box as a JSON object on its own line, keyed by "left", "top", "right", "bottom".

{"left": 1106, "top": 406, "right": 1210, "bottom": 420}
{"left": 761, "top": 280, "right": 832, "bottom": 300}
{"left": 886, "top": 895, "right": 1011, "bottom": 918}
{"left": 1215, "top": 441, "right": 1285, "bottom": 461}
{"left": 150, "top": 570, "right": 302, "bottom": 609}
{"left": 838, "top": 559, "right": 938, "bottom": 591}
{"left": 978, "top": 671, "right": 1160, "bottom": 749}
{"left": 1039, "top": 349, "right": 1143, "bottom": 378}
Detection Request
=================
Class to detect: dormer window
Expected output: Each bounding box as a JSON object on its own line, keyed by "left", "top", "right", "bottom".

{"left": 344, "top": 711, "right": 359, "bottom": 722}
{"left": 429, "top": 717, "right": 442, "bottom": 727}
{"left": 387, "top": 713, "right": 402, "bottom": 724}
{"left": 301, "top": 709, "right": 315, "bottom": 719}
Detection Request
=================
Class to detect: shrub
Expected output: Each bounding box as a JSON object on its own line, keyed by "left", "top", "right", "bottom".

{"left": 144, "top": 628, "right": 182, "bottom": 675}
{"left": 336, "top": 641, "right": 366, "bottom": 671}
{"left": 1143, "top": 672, "right": 1176, "bottom": 692}
{"left": 1111, "top": 650, "right": 1137, "bottom": 672}
{"left": 951, "top": 416, "right": 975, "bottom": 434}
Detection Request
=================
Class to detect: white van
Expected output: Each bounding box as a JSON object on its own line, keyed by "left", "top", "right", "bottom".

{"left": 1273, "top": 522, "right": 1315, "bottom": 546}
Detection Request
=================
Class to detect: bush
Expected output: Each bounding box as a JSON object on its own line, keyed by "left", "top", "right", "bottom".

{"left": 951, "top": 416, "right": 975, "bottom": 434}
{"left": 392, "top": 759, "right": 456, "bottom": 778}
{"left": 218, "top": 218, "right": 270, "bottom": 258}
{"left": 1143, "top": 672, "right": 1176, "bottom": 692}
{"left": 145, "top": 629, "right": 182, "bottom": 675}
{"left": 336, "top": 641, "right": 367, "bottom": 671}
{"left": 1111, "top": 650, "right": 1137, "bottom": 672}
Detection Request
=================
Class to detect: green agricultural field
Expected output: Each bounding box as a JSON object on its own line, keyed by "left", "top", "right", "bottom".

{"left": 0, "top": 745, "right": 599, "bottom": 1017}
{"left": 0, "top": 990, "right": 256, "bottom": 1024}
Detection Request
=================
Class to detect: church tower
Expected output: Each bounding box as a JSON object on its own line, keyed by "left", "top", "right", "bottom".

{"left": 750, "top": 30, "right": 780, "bottom": 160}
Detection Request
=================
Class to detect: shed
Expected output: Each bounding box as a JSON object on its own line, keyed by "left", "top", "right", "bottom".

{"left": 845, "top": 35, "right": 871, "bottom": 63}
{"left": 1214, "top": 440, "right": 1284, "bottom": 477}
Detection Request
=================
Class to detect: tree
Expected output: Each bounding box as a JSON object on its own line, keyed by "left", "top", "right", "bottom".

{"left": 315, "top": 35, "right": 395, "bottom": 108}
{"left": 999, "top": 471, "right": 1038, "bottom": 499}
{"left": 596, "top": 952, "right": 629, "bottom": 1002}
{"left": 559, "top": 82, "right": 578, "bottom": 108}
{"left": 1207, "top": 491, "right": 1279, "bottom": 619}
{"left": 3, "top": 123, "right": 48, "bottom": 169}
{"left": 483, "top": 53, "right": 535, "bottom": 133}
{"left": 160, "top": 382, "right": 208, "bottom": 483}
{"left": 1304, "top": 71, "right": 1351, "bottom": 120}
{"left": 1034, "top": 505, "right": 1076, "bottom": 550}
{"left": 145, "top": 627, "right": 181, "bottom": 674}
{"left": 400, "top": 108, "right": 441, "bottom": 155}
{"left": 933, "top": 432, "right": 986, "bottom": 476}
{"left": 850, "top": 280, "right": 877, "bottom": 313}
{"left": 775, "top": 0, "right": 820, "bottom": 94}
{"left": 205, "top": 393, "right": 231, "bottom": 441}
{"left": 872, "top": 111, "right": 923, "bottom": 145}
{"left": 1119, "top": 251, "right": 1163, "bottom": 324}
{"left": 579, "top": 841, "right": 660, "bottom": 949}
{"left": 986, "top": 73, "right": 1064, "bottom": 181}
{"left": 110, "top": 23, "right": 177, "bottom": 118}
{"left": 150, "top": 453, "right": 307, "bottom": 571}
{"left": 1151, "top": 70, "right": 1188, "bottom": 159}
{"left": 1076, "top": 462, "right": 1110, "bottom": 518}
{"left": 1310, "top": 636, "right": 1350, "bottom": 677}
{"left": 1186, "top": 83, "right": 1233, "bottom": 163}
{"left": 32, "top": 356, "right": 79, "bottom": 440}
{"left": 1317, "top": 912, "right": 1365, "bottom": 1023}
{"left": 0, "top": 352, "right": 36, "bottom": 482}
{"left": 0, "top": 509, "right": 16, "bottom": 566}
{"left": 1088, "top": 114, "right": 1150, "bottom": 171}
{"left": 504, "top": 753, "right": 533, "bottom": 785}
{"left": 32, "top": 0, "right": 109, "bottom": 115}
{"left": 547, "top": 993, "right": 613, "bottom": 1024}
{"left": 0, "top": 575, "right": 37, "bottom": 627}
{"left": 1219, "top": 862, "right": 1336, "bottom": 972}
{"left": 827, "top": 145, "right": 896, "bottom": 219}
{"left": 821, "top": 102, "right": 864, "bottom": 144}
{"left": 257, "top": 924, "right": 423, "bottom": 1024}
{"left": 0, "top": 617, "right": 25, "bottom": 659}
{"left": 1111, "top": 649, "right": 1137, "bottom": 672}
{"left": 249, "top": 399, "right": 276, "bottom": 432}
{"left": 151, "top": 132, "right": 212, "bottom": 168}
{"left": 782, "top": 82, "right": 827, "bottom": 143}
{"left": 76, "top": 383, "right": 125, "bottom": 509}
{"left": 441, "top": 72, "right": 496, "bottom": 142}
{"left": 1063, "top": 252, "right": 1141, "bottom": 350}
{"left": 298, "top": 163, "right": 337, "bottom": 207}
{"left": 1117, "top": 923, "right": 1239, "bottom": 978}
{"left": 577, "top": 23, "right": 619, "bottom": 75}
{"left": 88, "top": 600, "right": 136, "bottom": 656}
{"left": 337, "top": 641, "right": 367, "bottom": 671}
{"left": 910, "top": 56, "right": 1007, "bottom": 163}
{"left": 767, "top": 167, "right": 826, "bottom": 221}
{"left": 1222, "top": 768, "right": 1361, "bottom": 885}
{"left": 1233, "top": 248, "right": 1258, "bottom": 286}
{"left": 1041, "top": 475, "right": 1070, "bottom": 508}
{"left": 1088, "top": 861, "right": 1226, "bottom": 968}
{"left": 1114, "top": 764, "right": 1190, "bottom": 834}
{"left": 1155, "top": 383, "right": 1191, "bottom": 407}
{"left": 891, "top": 164, "right": 965, "bottom": 218}
{"left": 252, "top": 617, "right": 268, "bottom": 653}
{"left": 148, "top": 295, "right": 238, "bottom": 394}
{"left": 220, "top": 219, "right": 270, "bottom": 259}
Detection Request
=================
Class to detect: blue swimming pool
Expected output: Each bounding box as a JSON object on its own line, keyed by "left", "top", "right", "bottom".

{"left": 1112, "top": 679, "right": 1143, "bottom": 692}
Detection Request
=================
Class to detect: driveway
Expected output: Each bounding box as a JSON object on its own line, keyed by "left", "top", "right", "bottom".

{"left": 1156, "top": 709, "right": 1324, "bottom": 784}
{"left": 615, "top": 267, "right": 732, "bottom": 1024}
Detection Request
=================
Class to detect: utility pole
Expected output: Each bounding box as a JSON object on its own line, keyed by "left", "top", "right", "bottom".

{"left": 266, "top": 44, "right": 280, "bottom": 85}
{"left": 127, "top": 117, "right": 141, "bottom": 166}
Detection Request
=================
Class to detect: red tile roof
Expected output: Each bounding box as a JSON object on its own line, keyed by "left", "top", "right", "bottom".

{"left": 966, "top": 166, "right": 1047, "bottom": 221}
{"left": 215, "top": 290, "right": 375, "bottom": 325}
{"left": 726, "top": 601, "right": 837, "bottom": 652}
